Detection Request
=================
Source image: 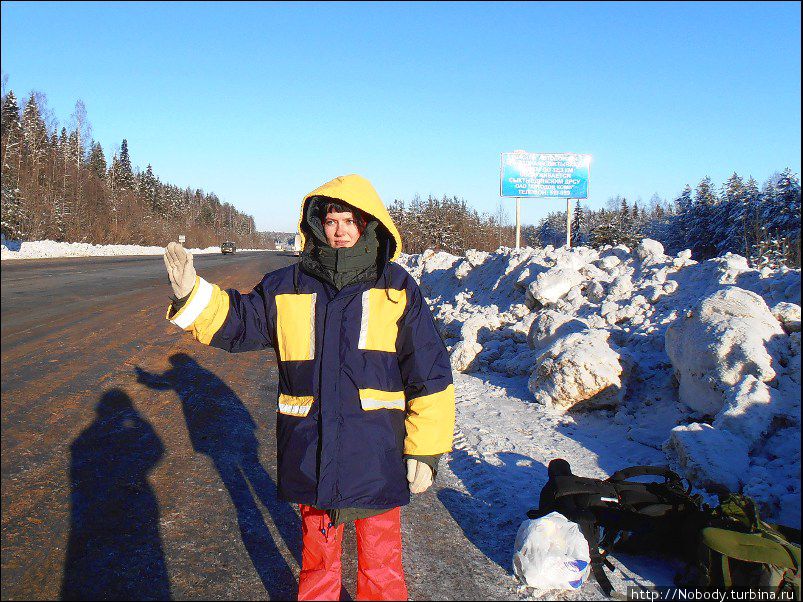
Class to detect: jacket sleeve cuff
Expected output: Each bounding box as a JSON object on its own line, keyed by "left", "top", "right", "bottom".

{"left": 172, "top": 290, "right": 192, "bottom": 308}
{"left": 403, "top": 454, "right": 442, "bottom": 480}
{"left": 167, "top": 290, "right": 192, "bottom": 318}
{"left": 165, "top": 276, "right": 212, "bottom": 328}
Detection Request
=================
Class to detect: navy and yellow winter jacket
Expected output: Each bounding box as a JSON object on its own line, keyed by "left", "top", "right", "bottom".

{"left": 167, "top": 174, "right": 455, "bottom": 509}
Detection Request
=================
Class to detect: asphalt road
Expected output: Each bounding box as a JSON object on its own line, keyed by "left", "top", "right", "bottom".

{"left": 1, "top": 251, "right": 519, "bottom": 601}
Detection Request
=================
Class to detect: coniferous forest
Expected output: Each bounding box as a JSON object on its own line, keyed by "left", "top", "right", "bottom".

{"left": 389, "top": 169, "right": 800, "bottom": 268}
{"left": 529, "top": 171, "right": 801, "bottom": 268}
{"left": 1, "top": 88, "right": 272, "bottom": 249}
{"left": 1, "top": 86, "right": 799, "bottom": 266}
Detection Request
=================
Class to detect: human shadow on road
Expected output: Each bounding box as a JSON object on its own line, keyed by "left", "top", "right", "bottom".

{"left": 61, "top": 388, "right": 171, "bottom": 601}
{"left": 437, "top": 448, "right": 547, "bottom": 573}
{"left": 136, "top": 353, "right": 301, "bottom": 599}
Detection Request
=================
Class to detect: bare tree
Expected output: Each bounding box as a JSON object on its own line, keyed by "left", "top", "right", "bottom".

{"left": 494, "top": 200, "right": 509, "bottom": 247}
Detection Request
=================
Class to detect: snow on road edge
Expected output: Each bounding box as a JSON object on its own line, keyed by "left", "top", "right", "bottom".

{"left": 1, "top": 237, "right": 277, "bottom": 260}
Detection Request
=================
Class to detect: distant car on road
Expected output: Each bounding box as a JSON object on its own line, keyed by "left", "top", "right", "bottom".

{"left": 221, "top": 241, "right": 236, "bottom": 254}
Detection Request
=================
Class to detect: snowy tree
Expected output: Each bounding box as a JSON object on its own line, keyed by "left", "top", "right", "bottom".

{"left": 87, "top": 141, "right": 106, "bottom": 180}
{"left": 1, "top": 89, "right": 21, "bottom": 129}
{"left": 723, "top": 175, "right": 757, "bottom": 258}
{"left": 67, "top": 131, "right": 81, "bottom": 173}
{"left": 1, "top": 90, "right": 22, "bottom": 176}
{"left": 694, "top": 175, "right": 717, "bottom": 206}
{"left": 758, "top": 168, "right": 801, "bottom": 266}
{"left": 686, "top": 177, "right": 718, "bottom": 258}
{"left": 571, "top": 200, "right": 584, "bottom": 244}
{"left": 674, "top": 184, "right": 693, "bottom": 214}
{"left": 752, "top": 237, "right": 788, "bottom": 270}
{"left": 588, "top": 220, "right": 621, "bottom": 248}
{"left": 536, "top": 210, "right": 567, "bottom": 247}
{"left": 722, "top": 172, "right": 745, "bottom": 204}
{"left": 1, "top": 178, "right": 24, "bottom": 239}
{"left": 21, "top": 93, "right": 48, "bottom": 176}
{"left": 138, "top": 164, "right": 161, "bottom": 215}
{"left": 767, "top": 168, "right": 800, "bottom": 236}
{"left": 705, "top": 173, "right": 742, "bottom": 253}
{"left": 521, "top": 224, "right": 539, "bottom": 247}
{"left": 618, "top": 196, "right": 629, "bottom": 224}
{"left": 117, "top": 138, "right": 135, "bottom": 190}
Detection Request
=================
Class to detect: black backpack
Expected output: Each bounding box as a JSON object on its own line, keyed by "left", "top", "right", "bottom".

{"left": 528, "top": 458, "right": 706, "bottom": 597}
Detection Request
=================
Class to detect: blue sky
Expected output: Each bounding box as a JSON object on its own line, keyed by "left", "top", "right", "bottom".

{"left": 2, "top": 1, "right": 800, "bottom": 232}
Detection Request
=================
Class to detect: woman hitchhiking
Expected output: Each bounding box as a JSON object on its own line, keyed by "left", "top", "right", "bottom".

{"left": 162, "top": 174, "right": 455, "bottom": 601}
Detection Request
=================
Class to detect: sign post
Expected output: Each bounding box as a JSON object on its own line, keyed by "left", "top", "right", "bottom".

{"left": 178, "top": 234, "right": 186, "bottom": 245}
{"left": 566, "top": 198, "right": 571, "bottom": 248}
{"left": 500, "top": 151, "right": 591, "bottom": 249}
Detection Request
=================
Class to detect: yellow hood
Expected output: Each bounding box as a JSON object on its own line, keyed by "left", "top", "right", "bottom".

{"left": 297, "top": 174, "right": 402, "bottom": 262}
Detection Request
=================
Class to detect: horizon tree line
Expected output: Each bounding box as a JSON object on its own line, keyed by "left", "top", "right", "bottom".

{"left": 1, "top": 86, "right": 272, "bottom": 249}
{"left": 530, "top": 170, "right": 801, "bottom": 268}
{"left": 2, "top": 85, "right": 798, "bottom": 266}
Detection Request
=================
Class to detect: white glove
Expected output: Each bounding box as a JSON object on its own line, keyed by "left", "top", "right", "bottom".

{"left": 163, "top": 241, "right": 196, "bottom": 298}
{"left": 406, "top": 459, "right": 434, "bottom": 494}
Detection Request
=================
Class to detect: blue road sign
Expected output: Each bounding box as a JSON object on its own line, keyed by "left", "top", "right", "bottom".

{"left": 501, "top": 152, "right": 590, "bottom": 198}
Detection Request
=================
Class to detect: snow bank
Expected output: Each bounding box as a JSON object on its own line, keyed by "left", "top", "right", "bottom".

{"left": 0, "top": 237, "right": 273, "bottom": 260}
{"left": 665, "top": 287, "right": 785, "bottom": 415}
{"left": 526, "top": 267, "right": 584, "bottom": 306}
{"left": 663, "top": 423, "right": 750, "bottom": 492}
{"left": 772, "top": 302, "right": 801, "bottom": 333}
{"left": 397, "top": 239, "right": 801, "bottom": 527}
{"left": 527, "top": 310, "right": 588, "bottom": 352}
{"left": 635, "top": 238, "right": 665, "bottom": 264}
{"left": 528, "top": 328, "right": 628, "bottom": 412}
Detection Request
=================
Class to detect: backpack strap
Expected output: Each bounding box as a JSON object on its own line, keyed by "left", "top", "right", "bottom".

{"left": 771, "top": 524, "right": 801, "bottom": 545}
{"left": 552, "top": 475, "right": 620, "bottom": 503}
{"left": 590, "top": 552, "right": 630, "bottom": 600}
{"left": 591, "top": 559, "right": 615, "bottom": 597}
{"left": 721, "top": 554, "right": 733, "bottom": 588}
{"left": 609, "top": 465, "right": 683, "bottom": 484}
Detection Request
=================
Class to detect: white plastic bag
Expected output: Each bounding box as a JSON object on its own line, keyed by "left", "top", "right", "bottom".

{"left": 512, "top": 511, "right": 591, "bottom": 590}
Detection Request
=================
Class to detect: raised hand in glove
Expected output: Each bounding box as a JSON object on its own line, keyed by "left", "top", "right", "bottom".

{"left": 163, "top": 241, "right": 196, "bottom": 299}
{"left": 406, "top": 458, "right": 434, "bottom": 494}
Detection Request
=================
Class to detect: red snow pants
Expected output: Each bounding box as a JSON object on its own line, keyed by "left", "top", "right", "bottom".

{"left": 297, "top": 504, "right": 408, "bottom": 601}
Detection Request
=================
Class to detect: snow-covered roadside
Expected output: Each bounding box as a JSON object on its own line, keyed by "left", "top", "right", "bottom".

{"left": 397, "top": 240, "right": 800, "bottom": 598}
{"left": 0, "top": 237, "right": 276, "bottom": 260}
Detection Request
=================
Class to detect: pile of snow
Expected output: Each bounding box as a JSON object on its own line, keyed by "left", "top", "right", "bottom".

{"left": 665, "top": 287, "right": 785, "bottom": 416}
{"left": 527, "top": 328, "right": 629, "bottom": 412}
{"left": 398, "top": 240, "right": 801, "bottom": 528}
{"left": 0, "top": 237, "right": 274, "bottom": 260}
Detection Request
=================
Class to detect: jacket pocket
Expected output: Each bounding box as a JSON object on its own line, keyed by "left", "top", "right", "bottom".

{"left": 358, "top": 388, "right": 405, "bottom": 411}
{"left": 357, "top": 288, "right": 407, "bottom": 352}
{"left": 275, "top": 293, "right": 316, "bottom": 361}
{"left": 278, "top": 393, "right": 314, "bottom": 417}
